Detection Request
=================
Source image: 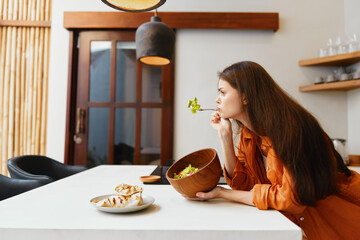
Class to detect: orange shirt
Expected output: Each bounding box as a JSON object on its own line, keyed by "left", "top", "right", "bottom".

{"left": 224, "top": 127, "right": 360, "bottom": 240}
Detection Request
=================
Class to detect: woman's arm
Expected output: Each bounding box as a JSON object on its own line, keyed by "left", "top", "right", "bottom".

{"left": 252, "top": 165, "right": 306, "bottom": 214}
{"left": 195, "top": 186, "right": 254, "bottom": 206}
{"left": 211, "top": 112, "right": 237, "bottom": 178}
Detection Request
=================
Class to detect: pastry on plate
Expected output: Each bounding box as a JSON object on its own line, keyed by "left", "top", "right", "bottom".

{"left": 115, "top": 183, "right": 143, "bottom": 196}
{"left": 92, "top": 192, "right": 143, "bottom": 208}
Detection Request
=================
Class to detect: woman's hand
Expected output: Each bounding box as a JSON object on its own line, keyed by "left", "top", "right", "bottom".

{"left": 187, "top": 187, "right": 255, "bottom": 207}
{"left": 196, "top": 186, "right": 224, "bottom": 200}
{"left": 185, "top": 186, "right": 224, "bottom": 201}
{"left": 210, "top": 111, "right": 232, "bottom": 138}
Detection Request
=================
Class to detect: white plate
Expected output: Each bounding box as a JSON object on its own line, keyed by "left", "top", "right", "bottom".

{"left": 90, "top": 194, "right": 155, "bottom": 213}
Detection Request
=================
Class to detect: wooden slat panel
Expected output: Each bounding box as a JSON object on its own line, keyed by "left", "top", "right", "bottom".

{"left": 63, "top": 12, "right": 279, "bottom": 31}
{"left": 299, "top": 79, "right": 360, "bottom": 92}
{"left": 299, "top": 51, "right": 360, "bottom": 66}
{"left": 0, "top": 20, "right": 51, "bottom": 27}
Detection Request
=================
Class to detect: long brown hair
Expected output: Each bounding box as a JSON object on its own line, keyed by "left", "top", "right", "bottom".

{"left": 219, "top": 61, "right": 351, "bottom": 206}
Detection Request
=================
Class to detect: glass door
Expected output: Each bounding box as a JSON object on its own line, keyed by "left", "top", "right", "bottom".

{"left": 73, "top": 30, "right": 174, "bottom": 167}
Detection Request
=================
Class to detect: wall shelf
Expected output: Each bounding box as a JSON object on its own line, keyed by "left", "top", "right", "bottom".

{"left": 299, "top": 51, "right": 360, "bottom": 92}
{"left": 299, "top": 79, "right": 360, "bottom": 92}
{"left": 349, "top": 155, "right": 360, "bottom": 166}
{"left": 299, "top": 51, "right": 360, "bottom": 66}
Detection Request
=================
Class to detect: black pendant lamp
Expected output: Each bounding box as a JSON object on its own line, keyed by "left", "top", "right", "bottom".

{"left": 101, "top": 0, "right": 166, "bottom": 12}
{"left": 136, "top": 13, "right": 175, "bottom": 66}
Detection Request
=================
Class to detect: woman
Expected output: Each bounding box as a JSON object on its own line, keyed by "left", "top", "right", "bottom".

{"left": 195, "top": 61, "right": 360, "bottom": 240}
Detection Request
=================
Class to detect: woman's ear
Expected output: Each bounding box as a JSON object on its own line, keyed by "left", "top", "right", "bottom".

{"left": 242, "top": 95, "right": 248, "bottom": 105}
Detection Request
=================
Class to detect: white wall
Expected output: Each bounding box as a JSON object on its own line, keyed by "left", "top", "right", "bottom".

{"left": 344, "top": 0, "right": 360, "bottom": 155}
{"left": 48, "top": 0, "right": 352, "bottom": 163}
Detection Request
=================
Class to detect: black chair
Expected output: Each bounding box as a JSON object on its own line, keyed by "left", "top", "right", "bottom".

{"left": 7, "top": 155, "right": 88, "bottom": 184}
{"left": 0, "top": 173, "right": 45, "bottom": 201}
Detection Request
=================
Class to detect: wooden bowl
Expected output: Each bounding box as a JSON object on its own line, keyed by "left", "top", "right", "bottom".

{"left": 166, "top": 148, "right": 222, "bottom": 198}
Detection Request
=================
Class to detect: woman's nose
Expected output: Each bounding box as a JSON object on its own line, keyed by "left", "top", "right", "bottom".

{"left": 215, "top": 96, "right": 220, "bottom": 103}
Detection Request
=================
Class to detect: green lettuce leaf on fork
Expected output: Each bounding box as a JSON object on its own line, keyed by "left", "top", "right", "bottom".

{"left": 188, "top": 97, "right": 201, "bottom": 114}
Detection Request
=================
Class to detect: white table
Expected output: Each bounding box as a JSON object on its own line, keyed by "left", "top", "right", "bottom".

{"left": 0, "top": 165, "right": 302, "bottom": 240}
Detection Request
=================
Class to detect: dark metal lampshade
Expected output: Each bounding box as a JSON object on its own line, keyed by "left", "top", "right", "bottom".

{"left": 101, "top": 0, "right": 166, "bottom": 12}
{"left": 136, "top": 16, "right": 175, "bottom": 66}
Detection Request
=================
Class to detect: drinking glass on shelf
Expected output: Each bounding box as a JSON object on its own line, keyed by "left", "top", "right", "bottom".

{"left": 328, "top": 47, "right": 337, "bottom": 56}
{"left": 326, "top": 38, "right": 337, "bottom": 56}
{"left": 338, "top": 44, "right": 348, "bottom": 54}
{"left": 348, "top": 33, "right": 360, "bottom": 52}
{"left": 348, "top": 42, "right": 358, "bottom": 52}
{"left": 326, "top": 38, "right": 334, "bottom": 48}
{"left": 319, "top": 48, "right": 328, "bottom": 57}
{"left": 351, "top": 33, "right": 360, "bottom": 42}
{"left": 335, "top": 36, "right": 342, "bottom": 46}
{"left": 334, "top": 36, "right": 348, "bottom": 54}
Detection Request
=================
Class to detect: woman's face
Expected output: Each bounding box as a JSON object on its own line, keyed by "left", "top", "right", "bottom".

{"left": 216, "top": 79, "right": 246, "bottom": 120}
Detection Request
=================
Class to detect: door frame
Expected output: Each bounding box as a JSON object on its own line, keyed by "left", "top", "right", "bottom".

{"left": 64, "top": 30, "right": 79, "bottom": 165}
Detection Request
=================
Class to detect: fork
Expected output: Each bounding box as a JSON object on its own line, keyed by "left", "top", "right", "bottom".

{"left": 198, "top": 108, "right": 217, "bottom": 111}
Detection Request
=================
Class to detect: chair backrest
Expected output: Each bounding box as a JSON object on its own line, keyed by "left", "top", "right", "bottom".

{"left": 7, "top": 156, "right": 54, "bottom": 183}
{"left": 7, "top": 155, "right": 88, "bottom": 182}
{"left": 0, "top": 174, "right": 45, "bottom": 201}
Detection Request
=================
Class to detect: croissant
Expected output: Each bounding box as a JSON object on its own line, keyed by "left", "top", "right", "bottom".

{"left": 93, "top": 192, "right": 143, "bottom": 208}
{"left": 115, "top": 183, "right": 143, "bottom": 196}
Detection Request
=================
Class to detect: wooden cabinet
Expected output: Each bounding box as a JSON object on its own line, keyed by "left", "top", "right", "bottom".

{"left": 299, "top": 51, "right": 360, "bottom": 92}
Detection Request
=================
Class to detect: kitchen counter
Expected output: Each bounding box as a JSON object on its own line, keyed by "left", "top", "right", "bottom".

{"left": 349, "top": 166, "right": 360, "bottom": 173}
{"left": 0, "top": 165, "right": 302, "bottom": 240}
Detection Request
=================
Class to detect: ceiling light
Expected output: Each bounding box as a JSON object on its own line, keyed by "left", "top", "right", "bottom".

{"left": 101, "top": 0, "right": 166, "bottom": 12}
{"left": 136, "top": 14, "right": 175, "bottom": 66}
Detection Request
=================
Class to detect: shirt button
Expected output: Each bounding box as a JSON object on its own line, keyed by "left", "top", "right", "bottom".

{"left": 266, "top": 167, "right": 270, "bottom": 171}
{"left": 263, "top": 146, "right": 267, "bottom": 150}
{"left": 299, "top": 217, "right": 304, "bottom": 221}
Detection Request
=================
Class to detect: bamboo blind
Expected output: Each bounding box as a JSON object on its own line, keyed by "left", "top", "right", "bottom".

{"left": 0, "top": 0, "right": 51, "bottom": 175}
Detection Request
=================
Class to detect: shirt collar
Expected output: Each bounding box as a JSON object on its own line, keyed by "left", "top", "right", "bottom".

{"left": 241, "top": 127, "right": 272, "bottom": 147}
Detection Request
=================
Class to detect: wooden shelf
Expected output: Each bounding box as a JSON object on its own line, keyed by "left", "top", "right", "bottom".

{"left": 298, "top": 51, "right": 360, "bottom": 66}
{"left": 349, "top": 155, "right": 360, "bottom": 166}
{"left": 299, "top": 79, "right": 360, "bottom": 92}
{"left": 64, "top": 12, "right": 279, "bottom": 31}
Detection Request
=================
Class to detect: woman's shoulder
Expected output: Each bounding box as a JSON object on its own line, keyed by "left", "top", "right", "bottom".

{"left": 337, "top": 170, "right": 360, "bottom": 206}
